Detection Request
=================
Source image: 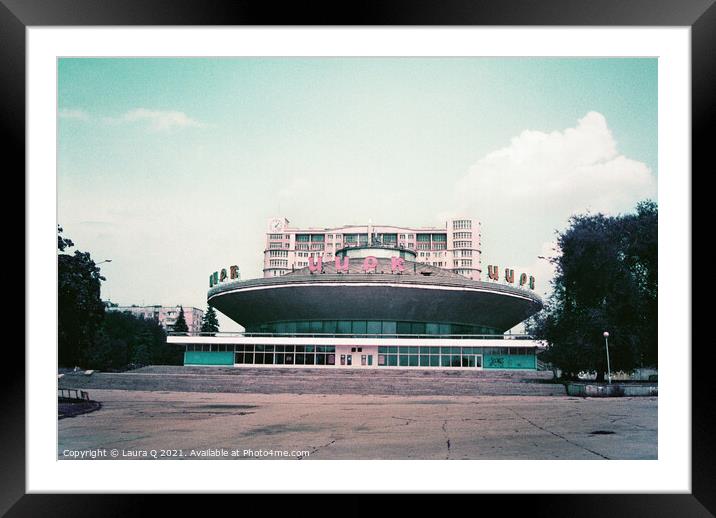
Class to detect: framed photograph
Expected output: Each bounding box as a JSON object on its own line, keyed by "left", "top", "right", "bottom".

{"left": 9, "top": 0, "right": 709, "bottom": 513}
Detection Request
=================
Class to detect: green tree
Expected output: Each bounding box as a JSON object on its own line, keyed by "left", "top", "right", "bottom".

{"left": 527, "top": 201, "right": 658, "bottom": 380}
{"left": 200, "top": 305, "right": 220, "bottom": 335}
{"left": 57, "top": 226, "right": 106, "bottom": 367}
{"left": 173, "top": 306, "right": 189, "bottom": 334}
{"left": 87, "top": 311, "right": 182, "bottom": 370}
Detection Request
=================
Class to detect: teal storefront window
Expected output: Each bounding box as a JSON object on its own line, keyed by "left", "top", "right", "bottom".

{"left": 382, "top": 321, "right": 396, "bottom": 335}
{"left": 259, "top": 320, "right": 501, "bottom": 336}
{"left": 352, "top": 321, "right": 367, "bottom": 334}
{"left": 396, "top": 321, "right": 412, "bottom": 335}
{"left": 367, "top": 321, "right": 382, "bottom": 335}
{"left": 337, "top": 320, "right": 352, "bottom": 334}
{"left": 323, "top": 321, "right": 337, "bottom": 334}
{"left": 296, "top": 321, "right": 310, "bottom": 333}
{"left": 309, "top": 321, "right": 322, "bottom": 333}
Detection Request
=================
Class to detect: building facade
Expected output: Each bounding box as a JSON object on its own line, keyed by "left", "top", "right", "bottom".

{"left": 264, "top": 217, "right": 481, "bottom": 280}
{"left": 107, "top": 304, "right": 204, "bottom": 334}
{"left": 169, "top": 244, "right": 542, "bottom": 371}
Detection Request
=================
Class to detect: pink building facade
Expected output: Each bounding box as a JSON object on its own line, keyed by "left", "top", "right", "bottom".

{"left": 107, "top": 305, "right": 204, "bottom": 334}
{"left": 264, "top": 217, "right": 481, "bottom": 280}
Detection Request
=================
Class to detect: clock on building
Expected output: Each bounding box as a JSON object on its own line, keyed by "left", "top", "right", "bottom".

{"left": 269, "top": 218, "right": 285, "bottom": 232}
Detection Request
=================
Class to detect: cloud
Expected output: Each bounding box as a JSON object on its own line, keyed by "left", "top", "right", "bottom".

{"left": 455, "top": 112, "right": 656, "bottom": 223}
{"left": 59, "top": 108, "right": 90, "bottom": 121}
{"left": 450, "top": 111, "right": 656, "bottom": 296}
{"left": 104, "top": 108, "right": 205, "bottom": 132}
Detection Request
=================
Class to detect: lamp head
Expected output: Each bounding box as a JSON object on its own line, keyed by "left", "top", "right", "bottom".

{"left": 603, "top": 331, "right": 609, "bottom": 338}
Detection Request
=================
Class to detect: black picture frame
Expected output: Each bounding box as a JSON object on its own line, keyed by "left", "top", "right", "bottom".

{"left": 5, "top": 0, "right": 709, "bottom": 515}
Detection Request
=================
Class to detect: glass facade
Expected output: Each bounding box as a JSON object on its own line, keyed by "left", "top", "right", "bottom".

{"left": 183, "top": 344, "right": 535, "bottom": 369}
{"left": 377, "top": 346, "right": 534, "bottom": 369}
{"left": 245, "top": 320, "right": 501, "bottom": 336}
{"left": 234, "top": 344, "right": 336, "bottom": 365}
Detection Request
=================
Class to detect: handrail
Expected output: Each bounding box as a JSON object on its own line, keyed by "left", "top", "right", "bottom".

{"left": 168, "top": 331, "right": 537, "bottom": 339}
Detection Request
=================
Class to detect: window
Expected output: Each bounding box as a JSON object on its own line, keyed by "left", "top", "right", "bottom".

{"left": 367, "top": 321, "right": 381, "bottom": 335}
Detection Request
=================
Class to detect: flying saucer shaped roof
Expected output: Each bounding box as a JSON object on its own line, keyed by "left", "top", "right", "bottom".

{"left": 208, "top": 258, "right": 542, "bottom": 333}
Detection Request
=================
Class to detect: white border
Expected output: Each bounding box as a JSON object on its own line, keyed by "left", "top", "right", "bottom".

{"left": 28, "top": 27, "right": 690, "bottom": 493}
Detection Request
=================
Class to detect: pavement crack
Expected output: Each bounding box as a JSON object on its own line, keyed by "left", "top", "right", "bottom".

{"left": 442, "top": 419, "right": 451, "bottom": 459}
{"left": 507, "top": 407, "right": 610, "bottom": 460}
{"left": 302, "top": 439, "right": 336, "bottom": 459}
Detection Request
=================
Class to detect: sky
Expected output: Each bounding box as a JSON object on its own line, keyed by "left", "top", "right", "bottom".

{"left": 57, "top": 58, "right": 658, "bottom": 331}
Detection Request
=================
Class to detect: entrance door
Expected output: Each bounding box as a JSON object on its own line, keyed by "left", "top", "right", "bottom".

{"left": 461, "top": 354, "right": 483, "bottom": 368}
{"left": 346, "top": 354, "right": 352, "bottom": 366}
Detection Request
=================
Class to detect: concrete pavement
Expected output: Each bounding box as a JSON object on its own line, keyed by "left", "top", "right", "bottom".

{"left": 58, "top": 390, "right": 657, "bottom": 460}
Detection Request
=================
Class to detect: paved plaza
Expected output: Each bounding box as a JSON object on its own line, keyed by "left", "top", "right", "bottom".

{"left": 58, "top": 388, "right": 657, "bottom": 460}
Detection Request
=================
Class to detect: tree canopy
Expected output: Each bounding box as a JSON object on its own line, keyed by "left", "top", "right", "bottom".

{"left": 173, "top": 307, "right": 189, "bottom": 334}
{"left": 527, "top": 200, "right": 657, "bottom": 380}
{"left": 200, "top": 305, "right": 220, "bottom": 335}
{"left": 88, "top": 311, "right": 182, "bottom": 370}
{"left": 58, "top": 226, "right": 106, "bottom": 367}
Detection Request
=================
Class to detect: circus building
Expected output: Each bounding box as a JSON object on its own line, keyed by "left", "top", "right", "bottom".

{"left": 167, "top": 218, "right": 543, "bottom": 370}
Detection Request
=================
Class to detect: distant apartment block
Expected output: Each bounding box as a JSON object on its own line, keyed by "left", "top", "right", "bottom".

{"left": 263, "top": 217, "right": 481, "bottom": 280}
{"left": 106, "top": 304, "right": 204, "bottom": 334}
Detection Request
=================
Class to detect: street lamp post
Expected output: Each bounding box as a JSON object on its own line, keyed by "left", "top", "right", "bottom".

{"left": 97, "top": 259, "right": 112, "bottom": 265}
{"left": 603, "top": 331, "right": 612, "bottom": 384}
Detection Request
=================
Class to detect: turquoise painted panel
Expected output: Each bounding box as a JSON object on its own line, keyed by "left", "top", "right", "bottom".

{"left": 184, "top": 351, "right": 234, "bottom": 366}
{"left": 484, "top": 354, "right": 536, "bottom": 370}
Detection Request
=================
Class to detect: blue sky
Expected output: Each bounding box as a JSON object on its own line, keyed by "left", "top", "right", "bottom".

{"left": 58, "top": 58, "right": 657, "bottom": 330}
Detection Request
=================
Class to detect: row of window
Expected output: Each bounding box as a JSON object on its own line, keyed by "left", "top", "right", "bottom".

{"left": 236, "top": 352, "right": 336, "bottom": 365}
{"left": 453, "top": 220, "right": 472, "bottom": 230}
{"left": 295, "top": 234, "right": 326, "bottom": 242}
{"left": 246, "top": 320, "right": 501, "bottom": 336}
{"left": 185, "top": 344, "right": 532, "bottom": 355}
{"left": 378, "top": 354, "right": 481, "bottom": 367}
{"left": 377, "top": 346, "right": 534, "bottom": 355}
{"left": 186, "top": 344, "right": 337, "bottom": 353}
